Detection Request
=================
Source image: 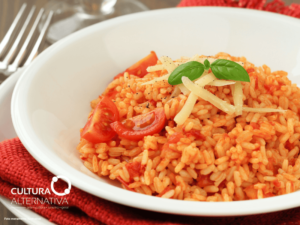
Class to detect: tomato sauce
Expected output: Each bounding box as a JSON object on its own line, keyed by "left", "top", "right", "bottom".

{"left": 168, "top": 132, "right": 184, "bottom": 143}
{"left": 197, "top": 175, "right": 214, "bottom": 188}
{"left": 250, "top": 122, "right": 260, "bottom": 130}
{"left": 125, "top": 161, "right": 142, "bottom": 180}
{"left": 285, "top": 141, "right": 295, "bottom": 151}
{"left": 186, "top": 130, "right": 206, "bottom": 141}
{"left": 117, "top": 177, "right": 135, "bottom": 192}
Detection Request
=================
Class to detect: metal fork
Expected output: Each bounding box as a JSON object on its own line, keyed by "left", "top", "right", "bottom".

{"left": 0, "top": 4, "right": 53, "bottom": 83}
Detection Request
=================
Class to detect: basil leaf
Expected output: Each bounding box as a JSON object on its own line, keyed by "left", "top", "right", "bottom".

{"left": 204, "top": 59, "right": 210, "bottom": 70}
{"left": 168, "top": 61, "right": 204, "bottom": 85}
{"left": 211, "top": 59, "right": 250, "bottom": 82}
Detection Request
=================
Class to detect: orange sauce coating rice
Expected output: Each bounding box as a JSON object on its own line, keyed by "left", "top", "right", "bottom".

{"left": 77, "top": 52, "right": 300, "bottom": 201}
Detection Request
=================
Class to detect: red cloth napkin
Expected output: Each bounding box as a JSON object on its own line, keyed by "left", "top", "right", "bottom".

{"left": 2, "top": 138, "right": 300, "bottom": 225}
{"left": 178, "top": 0, "right": 300, "bottom": 18}
{"left": 2, "top": 1, "right": 300, "bottom": 224}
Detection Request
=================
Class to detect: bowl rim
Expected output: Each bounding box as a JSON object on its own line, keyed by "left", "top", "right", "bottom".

{"left": 11, "top": 7, "right": 300, "bottom": 216}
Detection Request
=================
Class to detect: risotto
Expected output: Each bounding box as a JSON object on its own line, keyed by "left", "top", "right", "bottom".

{"left": 77, "top": 51, "right": 300, "bottom": 202}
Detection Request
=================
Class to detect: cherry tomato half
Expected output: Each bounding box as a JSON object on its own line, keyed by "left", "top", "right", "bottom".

{"left": 81, "top": 96, "right": 119, "bottom": 143}
{"left": 114, "top": 51, "right": 158, "bottom": 79}
{"left": 110, "top": 108, "right": 166, "bottom": 141}
{"left": 105, "top": 89, "right": 118, "bottom": 100}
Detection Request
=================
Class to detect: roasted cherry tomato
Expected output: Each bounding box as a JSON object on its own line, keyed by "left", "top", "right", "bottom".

{"left": 105, "top": 89, "right": 118, "bottom": 100}
{"left": 114, "top": 51, "right": 158, "bottom": 79}
{"left": 81, "top": 96, "right": 119, "bottom": 143}
{"left": 110, "top": 108, "right": 166, "bottom": 141}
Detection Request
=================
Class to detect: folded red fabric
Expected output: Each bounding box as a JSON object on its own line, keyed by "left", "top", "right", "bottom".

{"left": 178, "top": 0, "right": 300, "bottom": 18}
{"left": 1, "top": 138, "right": 300, "bottom": 225}
{"left": 1, "top": 1, "right": 300, "bottom": 224}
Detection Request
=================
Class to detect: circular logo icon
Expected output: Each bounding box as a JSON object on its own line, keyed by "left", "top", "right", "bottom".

{"left": 51, "top": 175, "right": 71, "bottom": 196}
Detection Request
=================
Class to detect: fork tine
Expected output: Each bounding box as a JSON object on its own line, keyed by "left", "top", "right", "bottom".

{"left": 23, "top": 11, "right": 53, "bottom": 67}
{"left": 0, "top": 6, "right": 36, "bottom": 72}
{"left": 0, "top": 3, "right": 27, "bottom": 58}
{"left": 6, "top": 8, "right": 45, "bottom": 75}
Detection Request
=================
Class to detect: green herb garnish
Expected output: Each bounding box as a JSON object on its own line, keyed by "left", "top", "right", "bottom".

{"left": 167, "top": 59, "right": 250, "bottom": 85}
{"left": 168, "top": 61, "right": 204, "bottom": 85}
{"left": 211, "top": 59, "right": 250, "bottom": 82}
{"left": 204, "top": 59, "right": 210, "bottom": 70}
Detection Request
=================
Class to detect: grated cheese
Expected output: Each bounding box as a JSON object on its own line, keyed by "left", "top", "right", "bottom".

{"left": 195, "top": 73, "right": 216, "bottom": 87}
{"left": 160, "top": 56, "right": 176, "bottom": 74}
{"left": 143, "top": 56, "right": 176, "bottom": 86}
{"left": 233, "top": 81, "right": 243, "bottom": 116}
{"left": 242, "top": 107, "right": 286, "bottom": 113}
{"left": 174, "top": 93, "right": 198, "bottom": 125}
{"left": 170, "top": 86, "right": 181, "bottom": 99}
{"left": 147, "top": 64, "right": 164, "bottom": 72}
{"left": 142, "top": 54, "right": 284, "bottom": 127}
{"left": 177, "top": 84, "right": 190, "bottom": 95}
{"left": 182, "top": 76, "right": 236, "bottom": 114}
{"left": 208, "top": 80, "right": 236, "bottom": 87}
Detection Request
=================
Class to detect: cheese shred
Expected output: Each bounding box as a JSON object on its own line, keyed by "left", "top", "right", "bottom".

{"left": 174, "top": 93, "right": 198, "bottom": 125}
{"left": 242, "top": 107, "right": 286, "bottom": 113}
{"left": 208, "top": 80, "right": 236, "bottom": 87}
{"left": 233, "top": 81, "right": 243, "bottom": 116}
{"left": 160, "top": 56, "right": 176, "bottom": 74}
{"left": 142, "top": 74, "right": 169, "bottom": 86}
{"left": 143, "top": 55, "right": 285, "bottom": 126}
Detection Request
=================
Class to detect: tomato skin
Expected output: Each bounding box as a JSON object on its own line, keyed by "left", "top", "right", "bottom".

{"left": 110, "top": 108, "right": 166, "bottom": 141}
{"left": 113, "top": 51, "right": 158, "bottom": 79}
{"left": 285, "top": 141, "right": 295, "bottom": 151}
{"left": 264, "top": 84, "right": 278, "bottom": 94}
{"left": 273, "top": 180, "right": 281, "bottom": 188}
{"left": 247, "top": 68, "right": 255, "bottom": 73}
{"left": 197, "top": 175, "right": 214, "bottom": 188}
{"left": 125, "top": 161, "right": 141, "bottom": 180}
{"left": 168, "top": 132, "right": 183, "bottom": 143}
{"left": 117, "top": 177, "right": 135, "bottom": 192}
{"left": 264, "top": 82, "right": 283, "bottom": 94}
{"left": 149, "top": 99, "right": 156, "bottom": 106}
{"left": 104, "top": 90, "right": 118, "bottom": 100}
{"left": 126, "top": 51, "right": 158, "bottom": 77}
{"left": 186, "top": 130, "right": 206, "bottom": 141}
{"left": 81, "top": 97, "right": 119, "bottom": 143}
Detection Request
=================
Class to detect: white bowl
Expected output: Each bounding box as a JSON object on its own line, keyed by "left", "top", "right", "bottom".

{"left": 0, "top": 71, "right": 54, "bottom": 224}
{"left": 12, "top": 7, "right": 300, "bottom": 216}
